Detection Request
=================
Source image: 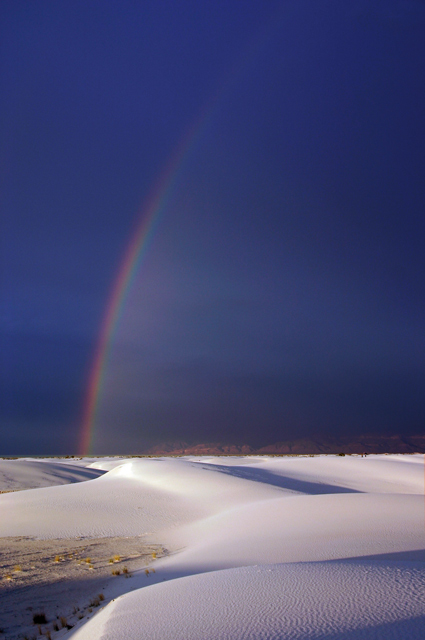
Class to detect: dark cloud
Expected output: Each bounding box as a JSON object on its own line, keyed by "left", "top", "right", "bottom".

{"left": 1, "top": 0, "right": 424, "bottom": 454}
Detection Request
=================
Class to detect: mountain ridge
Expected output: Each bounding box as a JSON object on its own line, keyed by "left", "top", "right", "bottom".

{"left": 142, "top": 434, "right": 425, "bottom": 456}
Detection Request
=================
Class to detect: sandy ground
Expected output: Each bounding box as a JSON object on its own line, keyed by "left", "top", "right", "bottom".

{"left": 0, "top": 536, "right": 164, "bottom": 640}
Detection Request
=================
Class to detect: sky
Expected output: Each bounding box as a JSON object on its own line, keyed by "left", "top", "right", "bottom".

{"left": 1, "top": 0, "right": 424, "bottom": 455}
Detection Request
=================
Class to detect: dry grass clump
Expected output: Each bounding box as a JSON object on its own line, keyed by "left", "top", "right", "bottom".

{"left": 59, "top": 616, "right": 67, "bottom": 628}
{"left": 14, "top": 564, "right": 22, "bottom": 572}
{"left": 152, "top": 551, "right": 157, "bottom": 559}
{"left": 111, "top": 568, "right": 121, "bottom": 576}
{"left": 113, "top": 554, "right": 121, "bottom": 562}
{"left": 89, "top": 593, "right": 105, "bottom": 607}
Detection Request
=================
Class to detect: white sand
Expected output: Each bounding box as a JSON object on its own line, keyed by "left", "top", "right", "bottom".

{"left": 1, "top": 454, "right": 424, "bottom": 639}
{"left": 0, "top": 459, "right": 105, "bottom": 492}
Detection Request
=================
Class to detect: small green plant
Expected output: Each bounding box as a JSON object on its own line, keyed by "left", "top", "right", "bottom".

{"left": 33, "top": 613, "right": 47, "bottom": 625}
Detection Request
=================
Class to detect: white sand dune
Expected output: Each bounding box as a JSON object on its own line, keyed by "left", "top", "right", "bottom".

{"left": 68, "top": 561, "right": 425, "bottom": 640}
{"left": 1, "top": 454, "right": 424, "bottom": 639}
{"left": 0, "top": 458, "right": 105, "bottom": 492}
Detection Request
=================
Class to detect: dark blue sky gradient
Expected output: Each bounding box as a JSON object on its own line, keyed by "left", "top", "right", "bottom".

{"left": 1, "top": 0, "right": 424, "bottom": 454}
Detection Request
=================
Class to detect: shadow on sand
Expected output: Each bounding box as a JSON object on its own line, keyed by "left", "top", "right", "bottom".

{"left": 198, "top": 463, "right": 362, "bottom": 494}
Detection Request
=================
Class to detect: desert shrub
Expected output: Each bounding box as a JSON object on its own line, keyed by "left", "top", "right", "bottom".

{"left": 59, "top": 616, "right": 67, "bottom": 628}
{"left": 98, "top": 593, "right": 105, "bottom": 601}
{"left": 338, "top": 452, "right": 345, "bottom": 456}
{"left": 113, "top": 554, "right": 121, "bottom": 562}
{"left": 33, "top": 613, "right": 47, "bottom": 625}
{"left": 111, "top": 569, "right": 120, "bottom": 576}
{"left": 14, "top": 565, "right": 22, "bottom": 572}
{"left": 152, "top": 552, "right": 157, "bottom": 559}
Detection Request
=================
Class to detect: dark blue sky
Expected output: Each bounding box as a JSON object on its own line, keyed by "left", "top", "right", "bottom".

{"left": 1, "top": 0, "right": 424, "bottom": 454}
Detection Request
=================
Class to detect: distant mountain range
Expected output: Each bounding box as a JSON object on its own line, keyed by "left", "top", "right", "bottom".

{"left": 143, "top": 434, "right": 425, "bottom": 456}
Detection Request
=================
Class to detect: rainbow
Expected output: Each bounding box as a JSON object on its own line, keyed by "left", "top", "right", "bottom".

{"left": 77, "top": 13, "right": 279, "bottom": 456}
{"left": 78, "top": 113, "right": 209, "bottom": 456}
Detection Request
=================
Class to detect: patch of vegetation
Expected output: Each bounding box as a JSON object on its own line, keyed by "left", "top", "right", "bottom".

{"left": 32, "top": 613, "right": 47, "bottom": 625}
